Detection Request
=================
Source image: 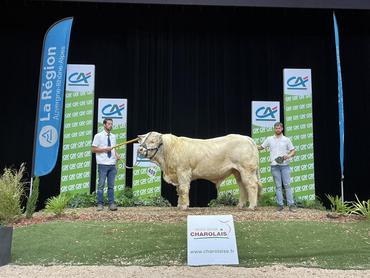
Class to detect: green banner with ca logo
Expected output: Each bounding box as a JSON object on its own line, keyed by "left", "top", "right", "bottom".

{"left": 283, "top": 68, "right": 315, "bottom": 201}
{"left": 219, "top": 102, "right": 280, "bottom": 198}
{"left": 251, "top": 101, "right": 280, "bottom": 195}
{"left": 132, "top": 143, "right": 161, "bottom": 199}
{"left": 60, "top": 64, "right": 95, "bottom": 194}
{"left": 97, "top": 98, "right": 128, "bottom": 196}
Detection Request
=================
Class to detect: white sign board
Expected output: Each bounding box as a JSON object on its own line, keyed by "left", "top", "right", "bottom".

{"left": 66, "top": 64, "right": 95, "bottom": 92}
{"left": 98, "top": 98, "right": 127, "bottom": 125}
{"left": 187, "top": 215, "right": 239, "bottom": 266}
{"left": 252, "top": 101, "right": 280, "bottom": 128}
{"left": 283, "top": 68, "right": 312, "bottom": 96}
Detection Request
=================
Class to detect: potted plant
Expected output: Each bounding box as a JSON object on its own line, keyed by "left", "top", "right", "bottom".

{"left": 0, "top": 164, "right": 25, "bottom": 266}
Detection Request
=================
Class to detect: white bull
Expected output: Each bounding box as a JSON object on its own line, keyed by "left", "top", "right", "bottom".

{"left": 137, "top": 132, "right": 262, "bottom": 209}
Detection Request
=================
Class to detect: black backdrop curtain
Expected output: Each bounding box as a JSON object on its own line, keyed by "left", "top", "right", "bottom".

{"left": 0, "top": 2, "right": 369, "bottom": 208}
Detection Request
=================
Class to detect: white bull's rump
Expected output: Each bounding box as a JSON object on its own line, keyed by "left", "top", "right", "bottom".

{"left": 137, "top": 132, "right": 262, "bottom": 209}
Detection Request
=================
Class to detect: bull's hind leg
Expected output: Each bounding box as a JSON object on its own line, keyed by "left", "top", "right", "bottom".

{"left": 241, "top": 170, "right": 259, "bottom": 210}
{"left": 213, "top": 179, "right": 224, "bottom": 195}
{"left": 233, "top": 171, "right": 248, "bottom": 209}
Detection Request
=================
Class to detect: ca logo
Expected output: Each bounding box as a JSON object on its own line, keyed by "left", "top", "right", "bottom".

{"left": 256, "top": 106, "right": 278, "bottom": 121}
{"left": 102, "top": 103, "right": 125, "bottom": 119}
{"left": 287, "top": 76, "right": 309, "bottom": 90}
{"left": 68, "top": 72, "right": 91, "bottom": 86}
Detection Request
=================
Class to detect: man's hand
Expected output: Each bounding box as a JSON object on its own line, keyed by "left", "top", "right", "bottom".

{"left": 115, "top": 153, "right": 121, "bottom": 160}
{"left": 257, "top": 145, "right": 264, "bottom": 151}
{"left": 284, "top": 149, "right": 296, "bottom": 160}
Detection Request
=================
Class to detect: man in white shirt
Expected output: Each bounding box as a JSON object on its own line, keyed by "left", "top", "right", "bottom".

{"left": 92, "top": 118, "right": 121, "bottom": 211}
{"left": 257, "top": 122, "right": 297, "bottom": 212}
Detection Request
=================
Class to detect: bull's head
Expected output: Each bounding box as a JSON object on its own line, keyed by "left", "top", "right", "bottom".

{"left": 137, "top": 131, "right": 163, "bottom": 160}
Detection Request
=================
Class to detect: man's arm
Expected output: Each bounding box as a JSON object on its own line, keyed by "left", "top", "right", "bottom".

{"left": 284, "top": 137, "right": 296, "bottom": 160}
{"left": 257, "top": 137, "right": 269, "bottom": 151}
{"left": 91, "top": 133, "right": 112, "bottom": 154}
{"left": 284, "top": 149, "right": 296, "bottom": 160}
{"left": 91, "top": 146, "right": 112, "bottom": 153}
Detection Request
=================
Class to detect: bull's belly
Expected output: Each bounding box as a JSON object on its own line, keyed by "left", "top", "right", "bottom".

{"left": 191, "top": 168, "right": 232, "bottom": 182}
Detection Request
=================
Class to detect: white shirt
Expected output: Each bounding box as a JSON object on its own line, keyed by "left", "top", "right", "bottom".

{"left": 261, "top": 135, "right": 295, "bottom": 166}
{"left": 92, "top": 130, "right": 117, "bottom": 165}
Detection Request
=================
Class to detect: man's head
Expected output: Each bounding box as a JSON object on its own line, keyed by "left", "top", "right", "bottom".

{"left": 103, "top": 118, "right": 113, "bottom": 132}
{"left": 274, "top": 122, "right": 284, "bottom": 136}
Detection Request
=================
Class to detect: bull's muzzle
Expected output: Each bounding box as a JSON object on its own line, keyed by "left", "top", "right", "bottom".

{"left": 137, "top": 146, "right": 147, "bottom": 158}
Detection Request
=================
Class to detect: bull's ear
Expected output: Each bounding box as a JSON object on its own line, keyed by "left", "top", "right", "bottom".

{"left": 137, "top": 134, "right": 146, "bottom": 143}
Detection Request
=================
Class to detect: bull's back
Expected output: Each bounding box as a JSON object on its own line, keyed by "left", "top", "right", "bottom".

{"left": 181, "top": 134, "right": 258, "bottom": 168}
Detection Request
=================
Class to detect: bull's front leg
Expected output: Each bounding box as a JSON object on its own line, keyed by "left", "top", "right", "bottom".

{"left": 177, "top": 170, "right": 191, "bottom": 210}
{"left": 175, "top": 185, "right": 181, "bottom": 208}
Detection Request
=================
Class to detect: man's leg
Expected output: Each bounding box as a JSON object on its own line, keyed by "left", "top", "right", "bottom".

{"left": 281, "top": 165, "right": 295, "bottom": 207}
{"left": 97, "top": 165, "right": 108, "bottom": 206}
{"left": 271, "top": 165, "right": 284, "bottom": 208}
{"left": 107, "top": 165, "right": 117, "bottom": 206}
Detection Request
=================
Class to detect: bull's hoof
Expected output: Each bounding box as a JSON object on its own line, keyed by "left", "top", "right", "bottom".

{"left": 247, "top": 206, "right": 257, "bottom": 211}
{"left": 179, "top": 205, "right": 188, "bottom": 210}
{"left": 237, "top": 204, "right": 245, "bottom": 210}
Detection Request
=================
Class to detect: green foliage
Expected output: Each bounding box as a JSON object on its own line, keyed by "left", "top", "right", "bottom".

{"left": 259, "top": 192, "right": 276, "bottom": 206}
{"left": 64, "top": 188, "right": 171, "bottom": 209}
{"left": 208, "top": 192, "right": 238, "bottom": 207}
{"left": 25, "top": 177, "right": 39, "bottom": 219}
{"left": 116, "top": 187, "right": 171, "bottom": 207}
{"left": 296, "top": 196, "right": 326, "bottom": 210}
{"left": 326, "top": 194, "right": 352, "bottom": 214}
{"left": 45, "top": 194, "right": 71, "bottom": 216}
{"left": 142, "top": 195, "right": 172, "bottom": 207}
{"left": 122, "top": 187, "right": 133, "bottom": 198}
{"left": 350, "top": 195, "right": 370, "bottom": 220}
{"left": 120, "top": 195, "right": 144, "bottom": 207}
{"left": 67, "top": 192, "right": 97, "bottom": 208}
{"left": 0, "top": 164, "right": 25, "bottom": 225}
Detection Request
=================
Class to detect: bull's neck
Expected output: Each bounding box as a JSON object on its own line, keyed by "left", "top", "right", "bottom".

{"left": 151, "top": 147, "right": 165, "bottom": 168}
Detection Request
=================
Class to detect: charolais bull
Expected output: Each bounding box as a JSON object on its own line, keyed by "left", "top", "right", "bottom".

{"left": 137, "top": 132, "right": 262, "bottom": 209}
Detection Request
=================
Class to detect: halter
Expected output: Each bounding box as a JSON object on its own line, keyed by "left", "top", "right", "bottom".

{"left": 140, "top": 132, "right": 163, "bottom": 160}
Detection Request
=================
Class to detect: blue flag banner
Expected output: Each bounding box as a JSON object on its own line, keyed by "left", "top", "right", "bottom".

{"left": 33, "top": 17, "right": 73, "bottom": 177}
{"left": 333, "top": 12, "right": 345, "bottom": 179}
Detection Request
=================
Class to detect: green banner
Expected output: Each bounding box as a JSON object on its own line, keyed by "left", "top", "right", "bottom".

{"left": 132, "top": 143, "right": 161, "bottom": 199}
{"left": 219, "top": 175, "right": 239, "bottom": 197}
{"left": 60, "top": 65, "right": 95, "bottom": 194}
{"left": 219, "top": 102, "right": 281, "bottom": 197}
{"left": 251, "top": 101, "right": 280, "bottom": 195}
{"left": 97, "top": 98, "right": 127, "bottom": 196}
{"left": 283, "top": 69, "right": 315, "bottom": 201}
